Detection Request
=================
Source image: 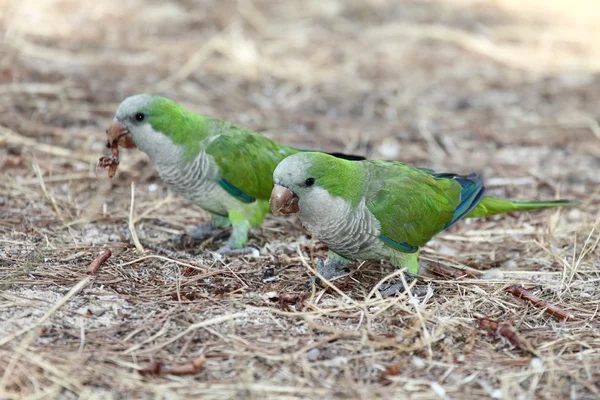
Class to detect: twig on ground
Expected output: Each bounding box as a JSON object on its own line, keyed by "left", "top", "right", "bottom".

{"left": 86, "top": 250, "right": 112, "bottom": 275}
{"left": 138, "top": 355, "right": 206, "bottom": 377}
{"left": 473, "top": 312, "right": 535, "bottom": 354}
{"left": 129, "top": 182, "right": 145, "bottom": 252}
{"left": 32, "top": 159, "right": 65, "bottom": 225}
{"left": 505, "top": 285, "right": 574, "bottom": 320}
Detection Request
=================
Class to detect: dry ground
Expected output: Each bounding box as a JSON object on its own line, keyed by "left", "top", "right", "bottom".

{"left": 1, "top": 0, "right": 600, "bottom": 398}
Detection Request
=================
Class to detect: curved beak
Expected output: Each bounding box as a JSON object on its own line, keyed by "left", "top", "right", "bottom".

{"left": 270, "top": 184, "right": 299, "bottom": 216}
{"left": 106, "top": 118, "right": 136, "bottom": 149}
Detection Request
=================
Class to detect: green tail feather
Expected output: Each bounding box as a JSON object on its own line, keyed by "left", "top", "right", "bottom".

{"left": 466, "top": 197, "right": 579, "bottom": 218}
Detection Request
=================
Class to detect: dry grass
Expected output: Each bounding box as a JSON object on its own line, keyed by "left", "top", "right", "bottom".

{"left": 1, "top": 0, "right": 599, "bottom": 398}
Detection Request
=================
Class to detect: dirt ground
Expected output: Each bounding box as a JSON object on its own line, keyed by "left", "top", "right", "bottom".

{"left": 1, "top": 0, "right": 600, "bottom": 398}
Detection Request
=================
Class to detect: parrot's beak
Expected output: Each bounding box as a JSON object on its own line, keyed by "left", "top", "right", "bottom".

{"left": 106, "top": 118, "right": 136, "bottom": 149}
{"left": 270, "top": 184, "right": 299, "bottom": 216}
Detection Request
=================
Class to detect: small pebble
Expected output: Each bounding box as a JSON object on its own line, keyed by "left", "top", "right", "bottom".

{"left": 500, "top": 259, "right": 517, "bottom": 269}
{"left": 530, "top": 358, "right": 543, "bottom": 369}
{"left": 263, "top": 291, "right": 278, "bottom": 300}
{"left": 430, "top": 382, "right": 447, "bottom": 399}
{"left": 307, "top": 348, "right": 320, "bottom": 361}
{"left": 481, "top": 269, "right": 504, "bottom": 280}
{"left": 567, "top": 208, "right": 581, "bottom": 221}
{"left": 412, "top": 356, "right": 426, "bottom": 369}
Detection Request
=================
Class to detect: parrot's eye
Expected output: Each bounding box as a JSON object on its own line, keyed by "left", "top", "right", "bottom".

{"left": 305, "top": 178, "right": 315, "bottom": 187}
{"left": 134, "top": 112, "right": 145, "bottom": 122}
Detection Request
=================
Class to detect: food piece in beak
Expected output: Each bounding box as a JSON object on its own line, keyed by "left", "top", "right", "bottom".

{"left": 97, "top": 140, "right": 120, "bottom": 178}
{"left": 97, "top": 119, "right": 134, "bottom": 179}
{"left": 270, "top": 184, "right": 299, "bottom": 215}
{"left": 106, "top": 118, "right": 136, "bottom": 149}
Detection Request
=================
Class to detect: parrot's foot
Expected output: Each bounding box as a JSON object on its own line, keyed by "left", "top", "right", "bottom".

{"left": 376, "top": 277, "right": 429, "bottom": 298}
{"left": 378, "top": 281, "right": 411, "bottom": 298}
{"left": 214, "top": 244, "right": 260, "bottom": 258}
{"left": 305, "top": 258, "right": 349, "bottom": 288}
{"left": 171, "top": 223, "right": 223, "bottom": 247}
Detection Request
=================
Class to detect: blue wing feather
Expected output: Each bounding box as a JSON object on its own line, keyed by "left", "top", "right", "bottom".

{"left": 441, "top": 174, "right": 485, "bottom": 229}
{"left": 418, "top": 170, "right": 485, "bottom": 229}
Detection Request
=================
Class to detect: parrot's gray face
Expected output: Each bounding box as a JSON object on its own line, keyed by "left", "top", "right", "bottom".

{"left": 106, "top": 94, "right": 155, "bottom": 151}
{"left": 271, "top": 154, "right": 325, "bottom": 217}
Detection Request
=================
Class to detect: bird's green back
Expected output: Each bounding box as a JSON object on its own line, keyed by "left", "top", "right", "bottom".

{"left": 363, "top": 160, "right": 464, "bottom": 249}
{"left": 205, "top": 124, "right": 298, "bottom": 201}
{"left": 305, "top": 155, "right": 465, "bottom": 250}
{"left": 144, "top": 96, "right": 210, "bottom": 159}
{"left": 143, "top": 96, "right": 298, "bottom": 202}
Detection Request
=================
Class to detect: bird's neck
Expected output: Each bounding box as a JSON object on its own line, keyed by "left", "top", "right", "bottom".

{"left": 132, "top": 125, "right": 186, "bottom": 166}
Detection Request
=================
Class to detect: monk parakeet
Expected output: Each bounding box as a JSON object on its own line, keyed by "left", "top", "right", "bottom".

{"left": 106, "top": 95, "right": 362, "bottom": 255}
{"left": 271, "top": 152, "right": 577, "bottom": 282}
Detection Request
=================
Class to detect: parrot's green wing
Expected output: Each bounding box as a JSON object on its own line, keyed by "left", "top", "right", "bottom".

{"left": 205, "top": 123, "right": 297, "bottom": 203}
{"left": 364, "top": 161, "right": 485, "bottom": 252}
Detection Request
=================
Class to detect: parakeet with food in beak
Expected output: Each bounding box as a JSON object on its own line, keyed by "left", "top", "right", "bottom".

{"left": 105, "top": 95, "right": 362, "bottom": 255}
{"left": 270, "top": 152, "right": 578, "bottom": 283}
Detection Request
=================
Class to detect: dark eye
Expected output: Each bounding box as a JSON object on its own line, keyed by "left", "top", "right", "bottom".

{"left": 134, "top": 112, "right": 145, "bottom": 121}
{"left": 305, "top": 178, "right": 315, "bottom": 187}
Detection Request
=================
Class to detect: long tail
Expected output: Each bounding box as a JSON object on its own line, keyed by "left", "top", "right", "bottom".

{"left": 466, "top": 197, "right": 579, "bottom": 218}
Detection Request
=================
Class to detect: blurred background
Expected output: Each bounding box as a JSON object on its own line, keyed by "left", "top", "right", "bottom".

{"left": 2, "top": 0, "right": 599, "bottom": 184}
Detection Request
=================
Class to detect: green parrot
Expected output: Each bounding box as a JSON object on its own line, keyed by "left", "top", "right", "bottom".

{"left": 270, "top": 152, "right": 578, "bottom": 284}
{"left": 106, "top": 94, "right": 362, "bottom": 255}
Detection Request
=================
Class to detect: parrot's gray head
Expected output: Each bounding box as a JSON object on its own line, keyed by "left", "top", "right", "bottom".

{"left": 107, "top": 94, "right": 180, "bottom": 161}
{"left": 106, "top": 94, "right": 154, "bottom": 149}
{"left": 115, "top": 94, "right": 155, "bottom": 124}
{"left": 271, "top": 152, "right": 340, "bottom": 221}
{"left": 271, "top": 153, "right": 314, "bottom": 215}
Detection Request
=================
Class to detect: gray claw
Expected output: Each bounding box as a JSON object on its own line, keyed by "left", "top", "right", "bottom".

{"left": 376, "top": 276, "right": 427, "bottom": 298}
{"left": 304, "top": 258, "right": 348, "bottom": 288}
{"left": 377, "top": 282, "right": 406, "bottom": 297}
{"left": 171, "top": 223, "right": 221, "bottom": 247}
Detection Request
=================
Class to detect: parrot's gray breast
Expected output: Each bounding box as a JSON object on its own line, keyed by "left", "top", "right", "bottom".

{"left": 298, "top": 191, "right": 384, "bottom": 260}
{"left": 132, "top": 124, "right": 237, "bottom": 216}
{"left": 156, "top": 151, "right": 232, "bottom": 217}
